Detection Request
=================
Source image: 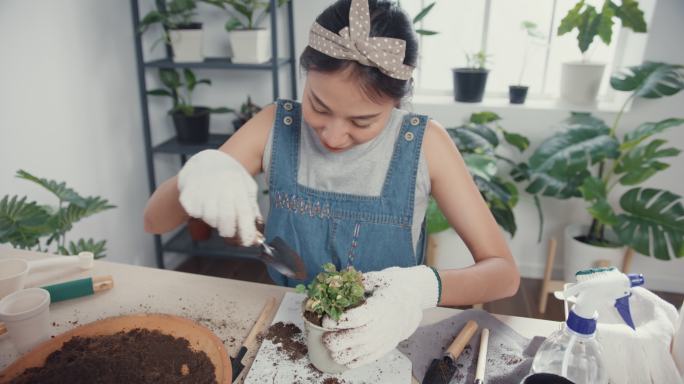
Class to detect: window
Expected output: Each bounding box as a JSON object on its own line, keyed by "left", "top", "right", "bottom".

{"left": 408, "top": 0, "right": 656, "bottom": 102}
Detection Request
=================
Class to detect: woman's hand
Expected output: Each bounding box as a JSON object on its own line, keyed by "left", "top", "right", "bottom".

{"left": 321, "top": 265, "right": 439, "bottom": 368}
{"left": 177, "top": 149, "right": 261, "bottom": 245}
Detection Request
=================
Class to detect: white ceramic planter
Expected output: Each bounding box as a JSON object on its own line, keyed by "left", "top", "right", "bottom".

{"left": 302, "top": 315, "right": 348, "bottom": 374}
{"left": 169, "top": 27, "right": 204, "bottom": 63}
{"left": 563, "top": 223, "right": 625, "bottom": 283}
{"left": 560, "top": 61, "right": 606, "bottom": 105}
{"left": 229, "top": 29, "right": 271, "bottom": 64}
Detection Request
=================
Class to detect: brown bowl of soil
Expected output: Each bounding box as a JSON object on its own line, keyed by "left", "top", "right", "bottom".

{"left": 0, "top": 313, "right": 231, "bottom": 384}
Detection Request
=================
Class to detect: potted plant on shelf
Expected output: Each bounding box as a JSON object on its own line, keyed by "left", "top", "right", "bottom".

{"left": 203, "top": 0, "right": 289, "bottom": 64}
{"left": 557, "top": 0, "right": 647, "bottom": 105}
{"left": 452, "top": 50, "right": 492, "bottom": 103}
{"left": 0, "top": 170, "right": 115, "bottom": 258}
{"left": 231, "top": 96, "right": 262, "bottom": 131}
{"left": 147, "top": 68, "right": 232, "bottom": 144}
{"left": 427, "top": 112, "right": 531, "bottom": 264}
{"left": 296, "top": 263, "right": 366, "bottom": 374}
{"left": 520, "top": 62, "right": 684, "bottom": 282}
{"left": 509, "top": 21, "right": 545, "bottom": 105}
{"left": 139, "top": 0, "right": 205, "bottom": 63}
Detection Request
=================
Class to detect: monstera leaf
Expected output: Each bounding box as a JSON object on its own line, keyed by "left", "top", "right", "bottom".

{"left": 475, "top": 176, "right": 519, "bottom": 237}
{"left": 614, "top": 188, "right": 684, "bottom": 260}
{"left": 525, "top": 113, "right": 619, "bottom": 198}
{"left": 447, "top": 127, "right": 495, "bottom": 155}
{"left": 611, "top": 62, "right": 684, "bottom": 99}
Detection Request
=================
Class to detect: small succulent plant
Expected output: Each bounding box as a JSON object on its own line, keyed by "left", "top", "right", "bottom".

{"left": 296, "top": 263, "right": 365, "bottom": 321}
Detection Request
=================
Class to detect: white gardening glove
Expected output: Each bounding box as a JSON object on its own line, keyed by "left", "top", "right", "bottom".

{"left": 322, "top": 265, "right": 440, "bottom": 368}
{"left": 177, "top": 149, "right": 261, "bottom": 245}
{"left": 596, "top": 287, "right": 682, "bottom": 384}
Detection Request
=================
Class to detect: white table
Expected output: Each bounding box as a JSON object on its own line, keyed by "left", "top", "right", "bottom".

{"left": 0, "top": 246, "right": 560, "bottom": 382}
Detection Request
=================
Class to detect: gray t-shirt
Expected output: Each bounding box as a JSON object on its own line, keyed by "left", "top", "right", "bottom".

{"left": 263, "top": 108, "right": 431, "bottom": 251}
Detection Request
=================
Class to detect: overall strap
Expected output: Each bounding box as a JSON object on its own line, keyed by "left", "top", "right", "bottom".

{"left": 268, "top": 99, "right": 301, "bottom": 193}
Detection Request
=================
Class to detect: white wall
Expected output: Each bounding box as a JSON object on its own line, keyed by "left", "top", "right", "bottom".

{"left": 2, "top": 1, "right": 683, "bottom": 291}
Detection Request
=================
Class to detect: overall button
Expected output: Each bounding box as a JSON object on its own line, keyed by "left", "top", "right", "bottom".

{"left": 410, "top": 116, "right": 420, "bottom": 126}
{"left": 283, "top": 102, "right": 293, "bottom": 111}
{"left": 404, "top": 131, "right": 414, "bottom": 141}
{"left": 283, "top": 116, "right": 293, "bottom": 125}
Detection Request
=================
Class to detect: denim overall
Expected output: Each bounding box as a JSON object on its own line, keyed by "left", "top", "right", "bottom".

{"left": 265, "top": 99, "right": 428, "bottom": 287}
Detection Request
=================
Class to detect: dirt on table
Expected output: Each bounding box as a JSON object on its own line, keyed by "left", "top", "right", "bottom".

{"left": 264, "top": 321, "right": 307, "bottom": 361}
{"left": 7, "top": 329, "right": 216, "bottom": 384}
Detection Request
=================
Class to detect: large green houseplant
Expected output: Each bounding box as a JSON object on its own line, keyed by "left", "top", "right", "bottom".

{"left": 428, "top": 111, "right": 530, "bottom": 238}
{"left": 139, "top": 0, "right": 205, "bottom": 62}
{"left": 557, "top": 0, "right": 647, "bottom": 104}
{"left": 522, "top": 62, "right": 684, "bottom": 279}
{"left": 147, "top": 68, "right": 231, "bottom": 144}
{"left": 0, "top": 170, "right": 115, "bottom": 258}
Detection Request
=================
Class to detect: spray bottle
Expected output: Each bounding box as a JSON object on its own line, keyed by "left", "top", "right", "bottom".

{"left": 530, "top": 267, "right": 644, "bottom": 384}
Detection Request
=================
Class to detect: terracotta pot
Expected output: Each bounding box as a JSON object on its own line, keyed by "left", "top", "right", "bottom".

{"left": 302, "top": 310, "right": 348, "bottom": 374}
{"left": 0, "top": 313, "right": 232, "bottom": 383}
{"left": 188, "top": 218, "right": 212, "bottom": 241}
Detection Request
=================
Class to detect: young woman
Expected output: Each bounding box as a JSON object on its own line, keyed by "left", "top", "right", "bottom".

{"left": 144, "top": 0, "right": 519, "bottom": 368}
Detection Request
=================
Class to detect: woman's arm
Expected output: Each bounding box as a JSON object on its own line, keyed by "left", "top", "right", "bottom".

{"left": 143, "top": 103, "right": 276, "bottom": 234}
{"left": 423, "top": 119, "right": 520, "bottom": 306}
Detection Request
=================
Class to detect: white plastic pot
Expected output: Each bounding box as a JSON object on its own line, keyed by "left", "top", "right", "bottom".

{"left": 302, "top": 312, "right": 348, "bottom": 374}
{"left": 229, "top": 29, "right": 271, "bottom": 64}
{"left": 0, "top": 288, "right": 51, "bottom": 353}
{"left": 560, "top": 61, "right": 606, "bottom": 106}
{"left": 563, "top": 223, "right": 625, "bottom": 283}
{"left": 169, "top": 26, "right": 204, "bottom": 63}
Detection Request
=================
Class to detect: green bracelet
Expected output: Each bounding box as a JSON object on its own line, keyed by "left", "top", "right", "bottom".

{"left": 428, "top": 266, "right": 442, "bottom": 305}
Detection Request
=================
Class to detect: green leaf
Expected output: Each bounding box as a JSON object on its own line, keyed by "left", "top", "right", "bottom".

{"left": 57, "top": 197, "right": 115, "bottom": 233}
{"left": 146, "top": 89, "right": 173, "bottom": 97}
{"left": 616, "top": 139, "right": 679, "bottom": 185}
{"left": 470, "top": 111, "right": 501, "bottom": 124}
{"left": 489, "top": 204, "right": 516, "bottom": 237}
{"left": 579, "top": 175, "right": 607, "bottom": 201}
{"left": 526, "top": 113, "right": 619, "bottom": 197}
{"left": 160, "top": 68, "right": 181, "bottom": 89}
{"left": 464, "top": 154, "right": 497, "bottom": 180}
{"left": 183, "top": 68, "right": 197, "bottom": 91}
{"left": 0, "top": 196, "right": 53, "bottom": 249}
{"left": 139, "top": 11, "right": 164, "bottom": 32}
{"left": 225, "top": 18, "right": 244, "bottom": 32}
{"left": 413, "top": 2, "right": 436, "bottom": 23}
{"left": 588, "top": 199, "right": 619, "bottom": 226}
{"left": 415, "top": 29, "right": 438, "bottom": 36}
{"left": 426, "top": 198, "right": 450, "bottom": 234}
{"left": 614, "top": 0, "right": 647, "bottom": 32}
{"left": 447, "top": 127, "right": 495, "bottom": 155}
{"left": 558, "top": 1, "right": 585, "bottom": 35}
{"left": 611, "top": 62, "right": 684, "bottom": 99}
{"left": 502, "top": 131, "right": 530, "bottom": 152}
{"left": 580, "top": 176, "right": 618, "bottom": 226}
{"left": 614, "top": 188, "right": 684, "bottom": 260}
{"left": 576, "top": 5, "right": 600, "bottom": 53}
{"left": 16, "top": 170, "right": 86, "bottom": 206}
{"left": 622, "top": 118, "right": 684, "bottom": 150}
{"left": 66, "top": 238, "right": 107, "bottom": 259}
{"left": 469, "top": 124, "right": 500, "bottom": 148}
{"left": 597, "top": 2, "right": 615, "bottom": 45}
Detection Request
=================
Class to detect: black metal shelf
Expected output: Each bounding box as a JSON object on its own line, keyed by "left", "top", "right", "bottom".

{"left": 164, "top": 227, "right": 261, "bottom": 259}
{"left": 132, "top": 0, "right": 297, "bottom": 269}
{"left": 144, "top": 57, "right": 292, "bottom": 70}
{"left": 152, "top": 134, "right": 230, "bottom": 155}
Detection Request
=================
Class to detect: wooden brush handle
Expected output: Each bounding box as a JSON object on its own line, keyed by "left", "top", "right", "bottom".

{"left": 242, "top": 297, "right": 277, "bottom": 350}
{"left": 446, "top": 320, "right": 478, "bottom": 360}
{"left": 0, "top": 322, "right": 5, "bottom": 336}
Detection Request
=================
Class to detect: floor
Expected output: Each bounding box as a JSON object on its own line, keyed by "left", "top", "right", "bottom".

{"left": 176, "top": 256, "right": 684, "bottom": 322}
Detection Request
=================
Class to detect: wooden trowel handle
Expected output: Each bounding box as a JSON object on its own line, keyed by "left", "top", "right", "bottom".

{"left": 446, "top": 320, "right": 479, "bottom": 360}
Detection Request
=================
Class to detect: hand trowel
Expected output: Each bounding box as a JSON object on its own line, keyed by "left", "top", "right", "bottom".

{"left": 423, "top": 320, "right": 479, "bottom": 384}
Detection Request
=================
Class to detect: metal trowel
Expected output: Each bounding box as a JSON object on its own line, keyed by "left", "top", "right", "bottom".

{"left": 253, "top": 232, "right": 307, "bottom": 281}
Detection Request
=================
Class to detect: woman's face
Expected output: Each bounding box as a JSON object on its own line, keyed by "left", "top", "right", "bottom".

{"left": 302, "top": 68, "right": 396, "bottom": 153}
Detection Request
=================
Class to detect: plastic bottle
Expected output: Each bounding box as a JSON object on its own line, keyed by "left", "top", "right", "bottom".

{"left": 530, "top": 267, "right": 644, "bottom": 384}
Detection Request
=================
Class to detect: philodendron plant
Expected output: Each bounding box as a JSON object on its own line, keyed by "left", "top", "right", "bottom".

{"left": 147, "top": 68, "right": 231, "bottom": 117}
{"left": 296, "top": 263, "right": 365, "bottom": 324}
{"left": 428, "top": 112, "right": 530, "bottom": 237}
{"left": 520, "top": 62, "right": 684, "bottom": 260}
{"left": 0, "top": 170, "right": 115, "bottom": 258}
{"left": 203, "top": 0, "right": 289, "bottom": 31}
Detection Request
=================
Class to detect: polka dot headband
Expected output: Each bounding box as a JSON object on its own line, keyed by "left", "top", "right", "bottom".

{"left": 308, "top": 0, "right": 415, "bottom": 80}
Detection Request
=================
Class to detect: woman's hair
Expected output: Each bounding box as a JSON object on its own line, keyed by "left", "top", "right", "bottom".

{"left": 300, "top": 0, "right": 418, "bottom": 103}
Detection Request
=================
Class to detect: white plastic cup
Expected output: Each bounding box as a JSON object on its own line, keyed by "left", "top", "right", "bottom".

{"left": 0, "top": 259, "right": 29, "bottom": 299}
{"left": 0, "top": 288, "right": 51, "bottom": 353}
